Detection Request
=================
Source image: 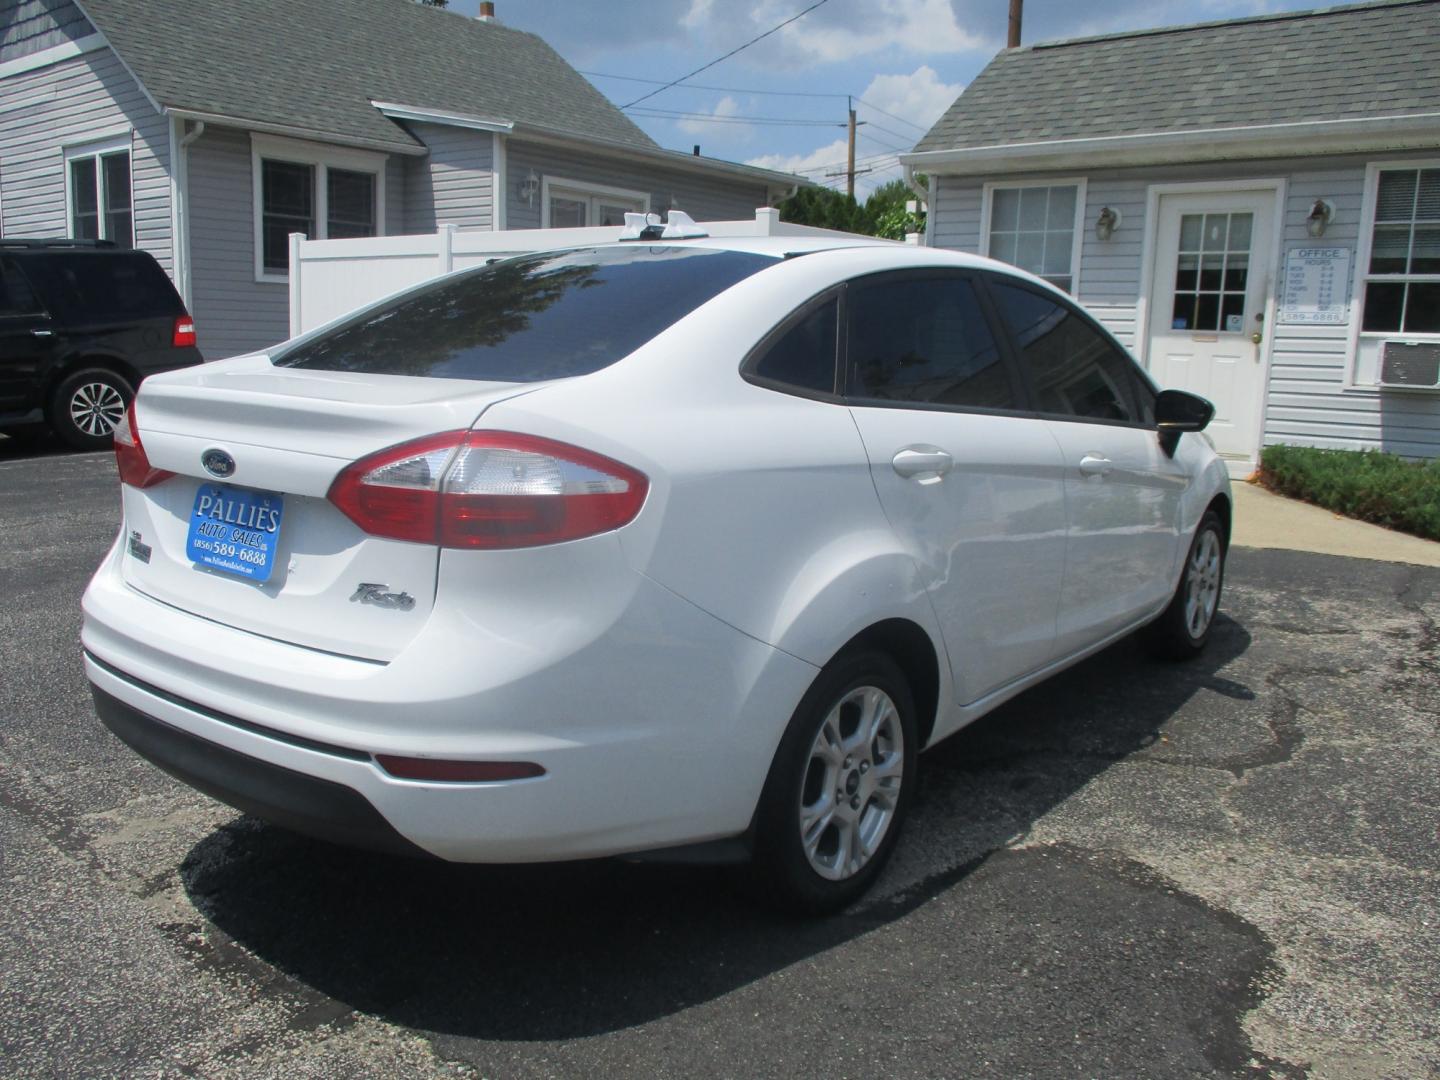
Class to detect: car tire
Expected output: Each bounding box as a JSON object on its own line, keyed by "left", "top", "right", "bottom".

{"left": 1144, "top": 509, "right": 1227, "bottom": 660}
{"left": 750, "top": 650, "right": 918, "bottom": 916}
{"left": 49, "top": 368, "right": 133, "bottom": 451}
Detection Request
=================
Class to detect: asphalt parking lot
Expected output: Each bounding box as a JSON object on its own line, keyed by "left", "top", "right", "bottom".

{"left": 2, "top": 435, "right": 1437, "bottom": 1079}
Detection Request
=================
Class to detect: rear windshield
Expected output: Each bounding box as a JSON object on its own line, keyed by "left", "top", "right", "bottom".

{"left": 26, "top": 251, "right": 182, "bottom": 322}
{"left": 275, "top": 245, "right": 776, "bottom": 381}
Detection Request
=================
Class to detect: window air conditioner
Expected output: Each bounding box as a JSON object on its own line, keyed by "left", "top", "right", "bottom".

{"left": 1378, "top": 341, "right": 1440, "bottom": 390}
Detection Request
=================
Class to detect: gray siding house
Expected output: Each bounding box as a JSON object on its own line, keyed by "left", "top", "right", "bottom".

{"left": 0, "top": 0, "right": 802, "bottom": 358}
{"left": 902, "top": 0, "right": 1440, "bottom": 473}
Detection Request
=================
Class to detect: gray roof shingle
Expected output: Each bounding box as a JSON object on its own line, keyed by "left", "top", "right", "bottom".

{"left": 915, "top": 0, "right": 1440, "bottom": 153}
{"left": 78, "top": 0, "right": 658, "bottom": 152}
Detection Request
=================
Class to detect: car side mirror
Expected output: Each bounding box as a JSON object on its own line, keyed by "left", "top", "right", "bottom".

{"left": 1155, "top": 389, "right": 1215, "bottom": 457}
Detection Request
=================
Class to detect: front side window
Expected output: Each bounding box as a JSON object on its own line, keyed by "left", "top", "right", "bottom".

{"left": 1362, "top": 168, "right": 1440, "bottom": 334}
{"left": 847, "top": 274, "right": 1016, "bottom": 411}
{"left": 68, "top": 147, "right": 132, "bottom": 247}
{"left": 986, "top": 184, "right": 1079, "bottom": 292}
{"left": 988, "top": 279, "right": 1139, "bottom": 424}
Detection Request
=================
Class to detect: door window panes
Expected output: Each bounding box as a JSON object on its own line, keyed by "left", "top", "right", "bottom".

{"left": 1171, "top": 212, "right": 1251, "bottom": 333}
{"left": 990, "top": 280, "right": 1138, "bottom": 423}
{"left": 987, "top": 185, "right": 1078, "bottom": 291}
{"left": 1362, "top": 168, "right": 1440, "bottom": 335}
{"left": 752, "top": 296, "right": 837, "bottom": 395}
{"left": 69, "top": 149, "right": 132, "bottom": 246}
{"left": 847, "top": 275, "right": 1015, "bottom": 410}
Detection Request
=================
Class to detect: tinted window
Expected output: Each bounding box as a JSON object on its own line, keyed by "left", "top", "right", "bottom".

{"left": 751, "top": 295, "right": 837, "bottom": 394}
{"left": 279, "top": 246, "right": 775, "bottom": 381}
{"left": 847, "top": 275, "right": 1015, "bottom": 410}
{"left": 26, "top": 252, "right": 181, "bottom": 322}
{"left": 0, "top": 258, "right": 43, "bottom": 318}
{"left": 989, "top": 280, "right": 1138, "bottom": 423}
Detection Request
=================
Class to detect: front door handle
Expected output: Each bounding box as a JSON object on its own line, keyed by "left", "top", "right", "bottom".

{"left": 31, "top": 329, "right": 54, "bottom": 338}
{"left": 892, "top": 446, "right": 953, "bottom": 480}
{"left": 1078, "top": 453, "right": 1113, "bottom": 477}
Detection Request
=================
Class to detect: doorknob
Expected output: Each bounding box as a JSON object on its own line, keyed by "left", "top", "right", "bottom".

{"left": 1250, "top": 331, "right": 1262, "bottom": 344}
{"left": 892, "top": 446, "right": 953, "bottom": 480}
{"left": 1078, "top": 453, "right": 1113, "bottom": 477}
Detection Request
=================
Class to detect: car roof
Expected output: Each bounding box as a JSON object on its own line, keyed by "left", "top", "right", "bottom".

{"left": 612, "top": 234, "right": 1045, "bottom": 278}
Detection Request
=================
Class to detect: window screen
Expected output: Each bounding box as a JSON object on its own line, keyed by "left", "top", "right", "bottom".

{"left": 989, "top": 280, "right": 1139, "bottom": 423}
{"left": 751, "top": 296, "right": 837, "bottom": 395}
{"left": 846, "top": 275, "right": 1015, "bottom": 410}
{"left": 278, "top": 246, "right": 776, "bottom": 381}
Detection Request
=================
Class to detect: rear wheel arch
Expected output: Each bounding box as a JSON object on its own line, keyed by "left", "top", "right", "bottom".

{"left": 44, "top": 353, "right": 140, "bottom": 405}
{"left": 830, "top": 618, "right": 941, "bottom": 751}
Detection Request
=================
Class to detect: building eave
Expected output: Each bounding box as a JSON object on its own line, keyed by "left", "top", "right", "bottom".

{"left": 165, "top": 108, "right": 428, "bottom": 156}
{"left": 371, "top": 100, "right": 515, "bottom": 135}
{"left": 902, "top": 112, "right": 1440, "bottom": 177}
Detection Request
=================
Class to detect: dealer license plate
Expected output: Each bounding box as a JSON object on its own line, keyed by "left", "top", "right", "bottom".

{"left": 186, "top": 483, "right": 284, "bottom": 582}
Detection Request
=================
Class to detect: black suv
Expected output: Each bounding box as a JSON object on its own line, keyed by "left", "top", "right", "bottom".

{"left": 0, "top": 240, "right": 202, "bottom": 449}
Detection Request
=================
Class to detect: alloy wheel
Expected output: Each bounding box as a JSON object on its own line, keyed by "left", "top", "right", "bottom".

{"left": 69, "top": 381, "right": 127, "bottom": 437}
{"left": 1184, "top": 529, "right": 1222, "bottom": 639}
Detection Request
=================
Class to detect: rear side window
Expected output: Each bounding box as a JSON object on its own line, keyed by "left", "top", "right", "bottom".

{"left": 0, "top": 258, "right": 44, "bottom": 317}
{"left": 749, "top": 295, "right": 838, "bottom": 395}
{"left": 28, "top": 252, "right": 181, "bottom": 322}
{"left": 278, "top": 246, "right": 776, "bottom": 381}
{"left": 988, "top": 279, "right": 1139, "bottom": 423}
{"left": 846, "top": 274, "right": 1016, "bottom": 410}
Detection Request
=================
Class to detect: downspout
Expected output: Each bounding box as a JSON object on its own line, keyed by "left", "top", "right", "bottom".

{"left": 173, "top": 118, "right": 205, "bottom": 307}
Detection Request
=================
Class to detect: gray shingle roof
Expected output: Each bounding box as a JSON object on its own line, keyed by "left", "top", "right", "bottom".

{"left": 915, "top": 0, "right": 1440, "bottom": 153}
{"left": 77, "top": 0, "right": 658, "bottom": 152}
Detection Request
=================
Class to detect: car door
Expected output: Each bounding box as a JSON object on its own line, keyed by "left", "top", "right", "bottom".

{"left": 984, "top": 276, "right": 1189, "bottom": 653}
{"left": 0, "top": 256, "right": 55, "bottom": 413}
{"left": 843, "top": 270, "right": 1068, "bottom": 705}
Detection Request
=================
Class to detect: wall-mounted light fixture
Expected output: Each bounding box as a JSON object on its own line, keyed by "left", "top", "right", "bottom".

{"left": 517, "top": 169, "right": 540, "bottom": 208}
{"left": 1306, "top": 198, "right": 1335, "bottom": 238}
{"left": 1095, "top": 206, "right": 1121, "bottom": 241}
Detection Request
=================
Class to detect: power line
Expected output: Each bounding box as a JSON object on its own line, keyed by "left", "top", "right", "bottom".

{"left": 857, "top": 129, "right": 910, "bottom": 154}
{"left": 853, "top": 96, "right": 930, "bottom": 134}
{"left": 862, "top": 121, "right": 919, "bottom": 146}
{"left": 628, "top": 107, "right": 842, "bottom": 128}
{"left": 620, "top": 0, "right": 832, "bottom": 109}
{"left": 583, "top": 70, "right": 849, "bottom": 100}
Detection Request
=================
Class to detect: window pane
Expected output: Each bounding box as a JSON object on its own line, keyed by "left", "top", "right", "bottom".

{"left": 1224, "top": 255, "right": 1249, "bottom": 292}
{"left": 848, "top": 276, "right": 1014, "bottom": 410}
{"left": 1418, "top": 170, "right": 1440, "bottom": 220}
{"left": 1201, "top": 214, "right": 1228, "bottom": 251}
{"left": 1196, "top": 293, "right": 1220, "bottom": 331}
{"left": 548, "top": 195, "right": 586, "bottom": 228}
{"left": 990, "top": 280, "right": 1137, "bottom": 423}
{"left": 70, "top": 158, "right": 98, "bottom": 240}
{"left": 1403, "top": 282, "right": 1440, "bottom": 333}
{"left": 277, "top": 247, "right": 775, "bottom": 381}
{"left": 1018, "top": 187, "right": 1048, "bottom": 230}
{"left": 753, "top": 296, "right": 836, "bottom": 394}
{"left": 102, "top": 151, "right": 133, "bottom": 247}
{"left": 1228, "top": 213, "right": 1253, "bottom": 251}
{"left": 1175, "top": 253, "right": 1198, "bottom": 292}
{"left": 0, "top": 258, "right": 43, "bottom": 317}
{"left": 1042, "top": 231, "right": 1073, "bottom": 275}
{"left": 991, "top": 189, "right": 1020, "bottom": 231}
{"left": 326, "top": 168, "right": 375, "bottom": 239}
{"left": 1221, "top": 293, "right": 1245, "bottom": 333}
{"left": 262, "top": 160, "right": 314, "bottom": 272}
{"left": 989, "top": 231, "right": 1017, "bottom": 264}
{"left": 1370, "top": 225, "right": 1410, "bottom": 274}
{"left": 596, "top": 201, "right": 642, "bottom": 226}
{"left": 987, "top": 186, "right": 1078, "bottom": 292}
{"left": 1376, "top": 170, "right": 1418, "bottom": 222}
{"left": 1199, "top": 255, "right": 1223, "bottom": 291}
{"left": 1178, "top": 214, "right": 1202, "bottom": 252}
{"left": 1171, "top": 293, "right": 1196, "bottom": 331}
{"left": 1362, "top": 282, "right": 1405, "bottom": 332}
{"left": 1046, "top": 186, "right": 1076, "bottom": 229}
{"left": 1410, "top": 226, "right": 1440, "bottom": 274}
{"left": 1015, "top": 231, "right": 1044, "bottom": 274}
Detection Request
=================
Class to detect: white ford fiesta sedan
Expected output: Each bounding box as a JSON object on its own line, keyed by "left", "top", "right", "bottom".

{"left": 82, "top": 229, "right": 1230, "bottom": 913}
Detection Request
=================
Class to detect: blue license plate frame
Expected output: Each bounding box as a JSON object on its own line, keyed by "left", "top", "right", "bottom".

{"left": 185, "top": 483, "right": 284, "bottom": 582}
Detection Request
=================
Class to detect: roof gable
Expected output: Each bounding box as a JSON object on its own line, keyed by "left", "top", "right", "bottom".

{"left": 76, "top": 0, "right": 658, "bottom": 153}
{"left": 915, "top": 0, "right": 1440, "bottom": 154}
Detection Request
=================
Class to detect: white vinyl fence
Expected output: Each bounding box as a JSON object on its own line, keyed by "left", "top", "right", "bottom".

{"left": 288, "top": 208, "right": 899, "bottom": 337}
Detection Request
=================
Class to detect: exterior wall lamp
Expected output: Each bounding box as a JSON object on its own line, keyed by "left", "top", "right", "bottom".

{"left": 1095, "top": 206, "right": 1121, "bottom": 241}
{"left": 518, "top": 169, "right": 540, "bottom": 208}
{"left": 1306, "top": 198, "right": 1335, "bottom": 238}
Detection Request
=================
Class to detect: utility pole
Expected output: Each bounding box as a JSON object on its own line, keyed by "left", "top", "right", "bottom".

{"left": 1008, "top": 0, "right": 1023, "bottom": 47}
{"left": 846, "top": 97, "right": 857, "bottom": 199}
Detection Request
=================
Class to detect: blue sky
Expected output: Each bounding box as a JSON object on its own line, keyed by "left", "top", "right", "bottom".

{"left": 446, "top": 0, "right": 1326, "bottom": 198}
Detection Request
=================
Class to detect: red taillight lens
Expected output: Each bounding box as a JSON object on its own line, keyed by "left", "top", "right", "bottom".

{"left": 113, "top": 402, "right": 174, "bottom": 488}
{"left": 172, "top": 316, "right": 197, "bottom": 348}
{"left": 374, "top": 755, "right": 545, "bottom": 782}
{"left": 327, "top": 430, "right": 649, "bottom": 549}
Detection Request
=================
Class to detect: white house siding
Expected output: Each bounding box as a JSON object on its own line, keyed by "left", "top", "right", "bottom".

{"left": 402, "top": 122, "right": 492, "bottom": 232}
{"left": 505, "top": 139, "right": 769, "bottom": 229}
{"left": 0, "top": 0, "right": 92, "bottom": 63}
{"left": 0, "top": 45, "right": 171, "bottom": 271}
{"left": 930, "top": 153, "right": 1440, "bottom": 459}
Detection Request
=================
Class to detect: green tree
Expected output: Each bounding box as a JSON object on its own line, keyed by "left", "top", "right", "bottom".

{"left": 858, "top": 178, "right": 926, "bottom": 240}
{"left": 778, "top": 177, "right": 927, "bottom": 239}
{"left": 776, "top": 187, "right": 862, "bottom": 233}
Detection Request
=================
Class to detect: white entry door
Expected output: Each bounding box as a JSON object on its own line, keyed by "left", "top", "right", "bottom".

{"left": 1146, "top": 190, "right": 1276, "bottom": 469}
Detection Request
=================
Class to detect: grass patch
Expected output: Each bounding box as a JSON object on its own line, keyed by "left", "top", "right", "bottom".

{"left": 1258, "top": 445, "right": 1440, "bottom": 542}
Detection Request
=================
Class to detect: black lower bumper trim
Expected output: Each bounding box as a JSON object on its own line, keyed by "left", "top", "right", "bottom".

{"left": 92, "top": 684, "right": 434, "bottom": 859}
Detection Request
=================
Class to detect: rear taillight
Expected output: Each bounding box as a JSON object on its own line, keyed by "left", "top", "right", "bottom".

{"left": 328, "top": 430, "right": 649, "bottom": 549}
{"left": 113, "top": 402, "right": 174, "bottom": 488}
{"left": 172, "top": 316, "right": 196, "bottom": 348}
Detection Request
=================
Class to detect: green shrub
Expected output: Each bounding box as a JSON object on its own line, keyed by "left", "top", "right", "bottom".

{"left": 1258, "top": 444, "right": 1440, "bottom": 542}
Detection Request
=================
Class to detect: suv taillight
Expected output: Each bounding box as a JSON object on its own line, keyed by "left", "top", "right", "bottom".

{"left": 172, "top": 316, "right": 196, "bottom": 348}
{"left": 113, "top": 402, "right": 174, "bottom": 488}
{"left": 328, "top": 431, "right": 649, "bottom": 549}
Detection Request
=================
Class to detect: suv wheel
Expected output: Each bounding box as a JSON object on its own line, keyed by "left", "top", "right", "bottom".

{"left": 50, "top": 369, "right": 133, "bottom": 450}
{"left": 751, "top": 650, "right": 917, "bottom": 915}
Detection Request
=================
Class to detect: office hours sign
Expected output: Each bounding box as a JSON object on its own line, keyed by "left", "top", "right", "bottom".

{"left": 1280, "top": 247, "right": 1352, "bottom": 325}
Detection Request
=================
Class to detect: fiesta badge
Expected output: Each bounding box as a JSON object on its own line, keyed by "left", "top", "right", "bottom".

{"left": 201, "top": 448, "right": 236, "bottom": 479}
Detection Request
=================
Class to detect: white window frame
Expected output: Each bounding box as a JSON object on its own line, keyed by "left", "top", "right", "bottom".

{"left": 979, "top": 178, "right": 1087, "bottom": 294}
{"left": 251, "top": 133, "right": 386, "bottom": 283}
{"left": 1347, "top": 158, "right": 1440, "bottom": 388}
{"left": 63, "top": 131, "right": 134, "bottom": 246}
{"left": 539, "top": 176, "right": 649, "bottom": 229}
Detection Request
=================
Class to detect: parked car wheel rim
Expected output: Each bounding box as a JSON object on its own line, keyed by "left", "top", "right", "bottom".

{"left": 69, "top": 381, "right": 127, "bottom": 437}
{"left": 798, "top": 684, "right": 905, "bottom": 882}
{"left": 1185, "top": 529, "right": 1222, "bottom": 639}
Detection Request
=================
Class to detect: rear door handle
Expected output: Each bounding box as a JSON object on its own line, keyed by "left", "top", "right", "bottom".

{"left": 31, "top": 329, "right": 54, "bottom": 338}
{"left": 892, "top": 446, "right": 953, "bottom": 480}
{"left": 1078, "top": 453, "right": 1113, "bottom": 477}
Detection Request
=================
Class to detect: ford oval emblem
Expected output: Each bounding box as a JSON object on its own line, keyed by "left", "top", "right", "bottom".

{"left": 202, "top": 449, "right": 236, "bottom": 478}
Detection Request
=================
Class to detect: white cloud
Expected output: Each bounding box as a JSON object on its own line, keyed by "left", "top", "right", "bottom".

{"left": 746, "top": 137, "right": 901, "bottom": 199}
{"left": 676, "top": 95, "right": 751, "bottom": 137}
{"left": 856, "top": 65, "right": 961, "bottom": 135}
{"left": 765, "top": 0, "right": 987, "bottom": 64}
